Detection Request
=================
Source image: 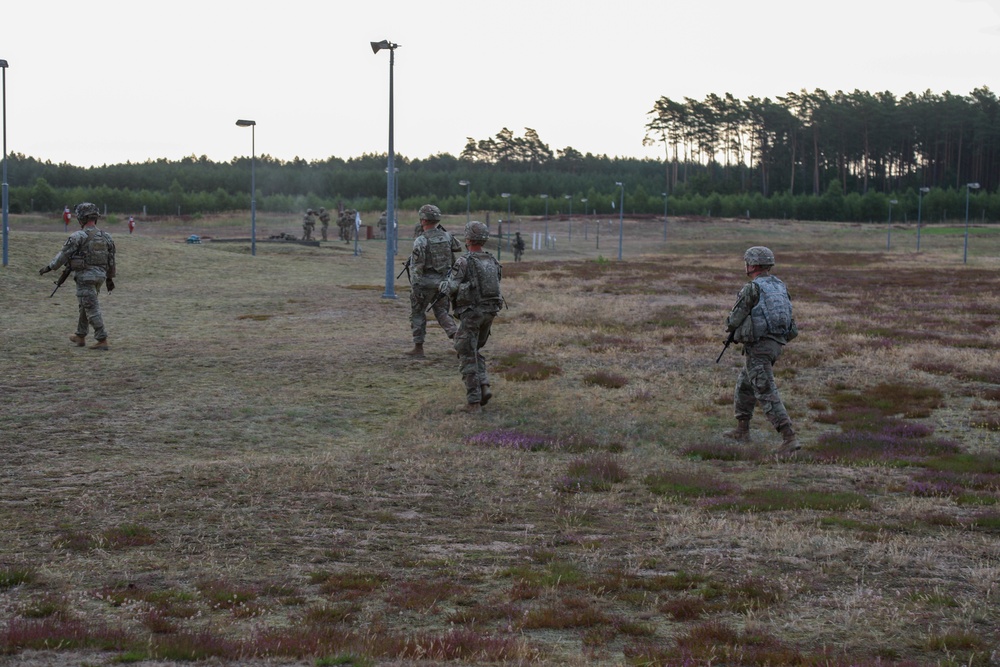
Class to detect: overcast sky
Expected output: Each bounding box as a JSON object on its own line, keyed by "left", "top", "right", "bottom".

{"left": 4, "top": 0, "right": 1000, "bottom": 168}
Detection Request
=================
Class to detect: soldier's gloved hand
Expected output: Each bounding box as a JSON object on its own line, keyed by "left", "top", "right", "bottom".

{"left": 106, "top": 277, "right": 116, "bottom": 293}
{"left": 39, "top": 266, "right": 52, "bottom": 276}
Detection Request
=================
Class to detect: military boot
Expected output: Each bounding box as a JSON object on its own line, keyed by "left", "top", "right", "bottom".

{"left": 724, "top": 419, "right": 751, "bottom": 443}
{"left": 404, "top": 343, "right": 425, "bottom": 358}
{"left": 480, "top": 384, "right": 493, "bottom": 407}
{"left": 461, "top": 402, "right": 482, "bottom": 414}
{"left": 777, "top": 425, "right": 801, "bottom": 457}
{"left": 90, "top": 338, "right": 110, "bottom": 351}
{"left": 69, "top": 334, "right": 86, "bottom": 347}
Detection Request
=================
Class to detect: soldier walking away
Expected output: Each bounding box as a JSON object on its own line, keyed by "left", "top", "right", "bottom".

{"left": 405, "top": 204, "right": 461, "bottom": 358}
{"left": 39, "top": 202, "right": 117, "bottom": 350}
{"left": 513, "top": 231, "right": 525, "bottom": 262}
{"left": 439, "top": 221, "right": 503, "bottom": 413}
{"left": 723, "top": 246, "right": 800, "bottom": 457}
{"left": 302, "top": 208, "right": 317, "bottom": 241}
{"left": 318, "top": 207, "right": 332, "bottom": 241}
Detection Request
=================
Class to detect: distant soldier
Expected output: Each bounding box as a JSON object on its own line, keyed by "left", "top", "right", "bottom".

{"left": 438, "top": 221, "right": 503, "bottom": 412}
{"left": 378, "top": 211, "right": 388, "bottom": 239}
{"left": 302, "top": 208, "right": 317, "bottom": 241}
{"left": 724, "top": 246, "right": 801, "bottom": 457}
{"left": 38, "top": 202, "right": 117, "bottom": 351}
{"left": 338, "top": 209, "right": 355, "bottom": 243}
{"left": 513, "top": 231, "right": 525, "bottom": 262}
{"left": 405, "top": 204, "right": 461, "bottom": 358}
{"left": 318, "top": 207, "right": 332, "bottom": 241}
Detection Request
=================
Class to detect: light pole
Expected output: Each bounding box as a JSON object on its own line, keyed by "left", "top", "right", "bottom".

{"left": 1, "top": 59, "right": 8, "bottom": 267}
{"left": 886, "top": 199, "right": 897, "bottom": 251}
{"left": 372, "top": 38, "right": 400, "bottom": 299}
{"left": 581, "top": 198, "right": 588, "bottom": 240}
{"left": 917, "top": 187, "right": 930, "bottom": 252}
{"left": 540, "top": 194, "right": 549, "bottom": 249}
{"left": 500, "top": 193, "right": 511, "bottom": 262}
{"left": 662, "top": 192, "right": 669, "bottom": 242}
{"left": 235, "top": 119, "right": 257, "bottom": 256}
{"left": 964, "top": 182, "right": 980, "bottom": 264}
{"left": 385, "top": 166, "right": 399, "bottom": 255}
{"left": 459, "top": 179, "right": 470, "bottom": 223}
{"left": 564, "top": 195, "right": 572, "bottom": 242}
{"left": 615, "top": 182, "right": 624, "bottom": 261}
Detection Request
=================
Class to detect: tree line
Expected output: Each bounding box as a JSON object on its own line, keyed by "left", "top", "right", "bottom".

{"left": 4, "top": 100, "right": 1000, "bottom": 224}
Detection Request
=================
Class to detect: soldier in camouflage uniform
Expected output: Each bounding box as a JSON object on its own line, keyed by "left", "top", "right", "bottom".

{"left": 318, "top": 207, "right": 332, "bottom": 241}
{"left": 338, "top": 209, "right": 356, "bottom": 243}
{"left": 439, "top": 221, "right": 503, "bottom": 413}
{"left": 302, "top": 208, "right": 317, "bottom": 241}
{"left": 405, "top": 204, "right": 461, "bottom": 358}
{"left": 724, "top": 246, "right": 800, "bottom": 456}
{"left": 378, "top": 211, "right": 388, "bottom": 239}
{"left": 39, "top": 202, "right": 117, "bottom": 350}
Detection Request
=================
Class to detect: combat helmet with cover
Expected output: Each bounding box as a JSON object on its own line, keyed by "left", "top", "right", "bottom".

{"left": 75, "top": 202, "right": 101, "bottom": 223}
{"left": 743, "top": 246, "right": 775, "bottom": 267}
{"left": 464, "top": 221, "right": 490, "bottom": 244}
{"left": 418, "top": 204, "right": 442, "bottom": 222}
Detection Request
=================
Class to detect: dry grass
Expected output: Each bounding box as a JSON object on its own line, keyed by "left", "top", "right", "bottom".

{"left": 2, "top": 213, "right": 1000, "bottom": 666}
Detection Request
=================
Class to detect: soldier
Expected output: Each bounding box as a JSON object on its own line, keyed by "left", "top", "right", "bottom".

{"left": 724, "top": 246, "right": 800, "bottom": 456}
{"left": 339, "top": 209, "right": 355, "bottom": 243}
{"left": 302, "top": 208, "right": 316, "bottom": 241}
{"left": 39, "top": 202, "right": 117, "bottom": 351}
{"left": 513, "top": 231, "right": 525, "bottom": 262}
{"left": 318, "top": 207, "right": 332, "bottom": 241}
{"left": 405, "top": 204, "right": 461, "bottom": 358}
{"left": 378, "top": 211, "right": 388, "bottom": 239}
{"left": 439, "top": 221, "right": 503, "bottom": 413}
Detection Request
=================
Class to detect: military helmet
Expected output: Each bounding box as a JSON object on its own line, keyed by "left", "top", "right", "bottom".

{"left": 418, "top": 204, "right": 442, "bottom": 222}
{"left": 306, "top": 208, "right": 314, "bottom": 214}
{"left": 465, "top": 221, "right": 490, "bottom": 243}
{"left": 319, "top": 207, "right": 326, "bottom": 213}
{"left": 75, "top": 202, "right": 100, "bottom": 222}
{"left": 743, "top": 246, "right": 775, "bottom": 267}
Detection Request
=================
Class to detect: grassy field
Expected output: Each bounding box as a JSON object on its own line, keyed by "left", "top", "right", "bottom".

{"left": 1, "top": 212, "right": 999, "bottom": 666}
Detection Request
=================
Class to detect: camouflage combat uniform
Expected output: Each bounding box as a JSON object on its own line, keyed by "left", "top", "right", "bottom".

{"left": 318, "top": 208, "right": 331, "bottom": 241}
{"left": 409, "top": 224, "right": 461, "bottom": 346}
{"left": 441, "top": 222, "right": 502, "bottom": 408}
{"left": 41, "top": 204, "right": 117, "bottom": 346}
{"left": 302, "top": 209, "right": 316, "bottom": 241}
{"left": 378, "top": 211, "right": 388, "bottom": 239}
{"left": 726, "top": 273, "right": 798, "bottom": 431}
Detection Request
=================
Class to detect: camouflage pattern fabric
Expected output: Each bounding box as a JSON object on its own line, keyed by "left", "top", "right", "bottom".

{"left": 45, "top": 228, "right": 114, "bottom": 342}
{"left": 408, "top": 229, "right": 458, "bottom": 344}
{"left": 732, "top": 338, "right": 791, "bottom": 430}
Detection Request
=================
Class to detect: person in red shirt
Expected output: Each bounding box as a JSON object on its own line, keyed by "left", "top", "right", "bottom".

{"left": 62, "top": 205, "right": 72, "bottom": 228}
{"left": 128, "top": 216, "right": 135, "bottom": 234}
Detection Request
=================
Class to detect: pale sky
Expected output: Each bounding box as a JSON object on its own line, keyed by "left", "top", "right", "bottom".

{"left": 4, "top": 0, "right": 1000, "bottom": 168}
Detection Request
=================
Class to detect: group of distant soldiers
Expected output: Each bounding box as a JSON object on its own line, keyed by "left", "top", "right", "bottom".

{"left": 298, "top": 207, "right": 360, "bottom": 242}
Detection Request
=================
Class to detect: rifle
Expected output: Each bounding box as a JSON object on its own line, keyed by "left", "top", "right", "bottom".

{"left": 715, "top": 330, "right": 736, "bottom": 363}
{"left": 396, "top": 257, "right": 411, "bottom": 282}
{"left": 49, "top": 267, "right": 72, "bottom": 298}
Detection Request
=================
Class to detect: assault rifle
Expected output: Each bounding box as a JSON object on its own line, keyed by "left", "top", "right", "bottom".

{"left": 396, "top": 257, "right": 411, "bottom": 282}
{"left": 715, "top": 330, "right": 736, "bottom": 363}
{"left": 426, "top": 267, "right": 453, "bottom": 313}
{"left": 49, "top": 267, "right": 72, "bottom": 298}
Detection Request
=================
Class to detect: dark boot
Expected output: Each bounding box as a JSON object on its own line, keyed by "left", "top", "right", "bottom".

{"left": 404, "top": 343, "right": 424, "bottom": 358}
{"left": 724, "top": 419, "right": 751, "bottom": 442}
{"left": 777, "top": 425, "right": 801, "bottom": 457}
{"left": 69, "top": 334, "right": 86, "bottom": 347}
{"left": 480, "top": 384, "right": 492, "bottom": 407}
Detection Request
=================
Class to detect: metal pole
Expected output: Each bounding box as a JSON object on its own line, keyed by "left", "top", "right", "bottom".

{"left": 616, "top": 182, "right": 624, "bottom": 261}
{"left": 2, "top": 61, "right": 8, "bottom": 267}
{"left": 250, "top": 125, "right": 256, "bottom": 257}
{"left": 662, "top": 192, "right": 668, "bottom": 242}
{"left": 371, "top": 41, "right": 400, "bottom": 298}
{"left": 886, "top": 200, "right": 896, "bottom": 251}
{"left": 565, "top": 195, "right": 572, "bottom": 243}
{"left": 917, "top": 188, "right": 927, "bottom": 252}
{"left": 964, "top": 186, "right": 971, "bottom": 264}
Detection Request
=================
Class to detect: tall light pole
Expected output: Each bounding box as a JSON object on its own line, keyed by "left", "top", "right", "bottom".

{"left": 1, "top": 59, "right": 9, "bottom": 267}
{"left": 459, "top": 179, "right": 470, "bottom": 222}
{"left": 235, "top": 120, "right": 257, "bottom": 256}
{"left": 500, "top": 193, "right": 511, "bottom": 262}
{"left": 662, "top": 192, "right": 669, "bottom": 242}
{"left": 615, "top": 182, "right": 624, "bottom": 261}
{"left": 581, "top": 198, "right": 588, "bottom": 240}
{"left": 886, "top": 199, "right": 897, "bottom": 251}
{"left": 372, "top": 39, "right": 400, "bottom": 299}
{"left": 564, "top": 194, "right": 572, "bottom": 242}
{"left": 385, "top": 166, "right": 399, "bottom": 255}
{"left": 917, "top": 186, "right": 930, "bottom": 252}
{"left": 964, "top": 182, "right": 980, "bottom": 264}
{"left": 540, "top": 194, "right": 549, "bottom": 249}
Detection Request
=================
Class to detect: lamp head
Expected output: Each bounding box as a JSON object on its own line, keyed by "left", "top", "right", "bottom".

{"left": 919, "top": 187, "right": 930, "bottom": 193}
{"left": 0, "top": 60, "right": 8, "bottom": 68}
{"left": 459, "top": 180, "right": 469, "bottom": 186}
{"left": 236, "top": 119, "right": 256, "bottom": 127}
{"left": 371, "top": 40, "right": 398, "bottom": 54}
{"left": 969, "top": 182, "right": 981, "bottom": 190}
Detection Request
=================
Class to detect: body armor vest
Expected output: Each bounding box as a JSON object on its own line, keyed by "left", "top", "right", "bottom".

{"left": 422, "top": 228, "right": 454, "bottom": 276}
{"left": 749, "top": 275, "right": 792, "bottom": 341}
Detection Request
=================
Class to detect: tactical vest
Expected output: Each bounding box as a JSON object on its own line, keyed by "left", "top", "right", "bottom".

{"left": 82, "top": 229, "right": 113, "bottom": 270}
{"left": 455, "top": 252, "right": 502, "bottom": 309}
{"left": 422, "top": 228, "right": 454, "bottom": 275}
{"left": 749, "top": 275, "right": 792, "bottom": 341}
